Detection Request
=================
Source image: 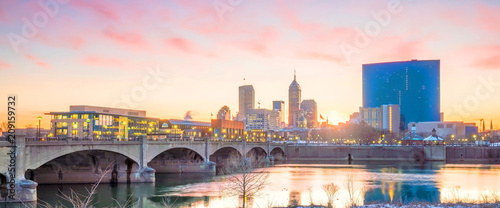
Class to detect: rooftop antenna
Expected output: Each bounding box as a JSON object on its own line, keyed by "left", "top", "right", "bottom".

{"left": 294, "top": 70, "right": 296, "bottom": 80}
{"left": 258, "top": 100, "right": 261, "bottom": 109}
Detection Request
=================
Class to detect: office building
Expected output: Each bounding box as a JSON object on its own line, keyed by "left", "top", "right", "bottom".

{"left": 245, "top": 109, "right": 280, "bottom": 131}
{"left": 360, "top": 107, "right": 382, "bottom": 130}
{"left": 238, "top": 85, "right": 255, "bottom": 121}
{"left": 159, "top": 119, "right": 211, "bottom": 140}
{"left": 301, "top": 99, "right": 318, "bottom": 128}
{"left": 363, "top": 60, "right": 440, "bottom": 127}
{"left": 46, "top": 105, "right": 159, "bottom": 140}
{"left": 289, "top": 72, "right": 301, "bottom": 127}
{"left": 382, "top": 104, "right": 400, "bottom": 134}
{"left": 273, "top": 100, "right": 285, "bottom": 128}
{"left": 408, "top": 121, "right": 478, "bottom": 139}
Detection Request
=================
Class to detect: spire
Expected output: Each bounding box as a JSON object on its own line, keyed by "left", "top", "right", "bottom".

{"left": 294, "top": 70, "right": 296, "bottom": 81}
{"left": 491, "top": 119, "right": 493, "bottom": 131}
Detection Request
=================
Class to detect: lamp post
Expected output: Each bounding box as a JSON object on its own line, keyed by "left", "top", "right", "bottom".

{"left": 86, "top": 118, "right": 90, "bottom": 139}
{"left": 38, "top": 116, "right": 42, "bottom": 140}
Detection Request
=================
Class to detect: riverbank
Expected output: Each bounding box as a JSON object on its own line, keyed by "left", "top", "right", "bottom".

{"left": 362, "top": 202, "right": 500, "bottom": 207}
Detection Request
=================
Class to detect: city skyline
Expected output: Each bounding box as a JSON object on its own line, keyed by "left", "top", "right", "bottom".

{"left": 1, "top": 0, "right": 500, "bottom": 129}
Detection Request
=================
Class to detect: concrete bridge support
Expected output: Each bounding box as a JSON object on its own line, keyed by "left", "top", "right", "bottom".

{"left": 0, "top": 134, "right": 38, "bottom": 203}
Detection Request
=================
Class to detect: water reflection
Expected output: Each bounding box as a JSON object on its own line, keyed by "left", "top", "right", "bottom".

{"left": 32, "top": 161, "right": 500, "bottom": 207}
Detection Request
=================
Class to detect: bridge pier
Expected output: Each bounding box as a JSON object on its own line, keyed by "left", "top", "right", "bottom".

{"left": 139, "top": 136, "right": 156, "bottom": 183}
{"left": 1, "top": 134, "right": 38, "bottom": 202}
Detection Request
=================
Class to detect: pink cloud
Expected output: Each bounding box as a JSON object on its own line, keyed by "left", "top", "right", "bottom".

{"left": 71, "top": 0, "right": 121, "bottom": 22}
{"left": 301, "top": 52, "right": 342, "bottom": 63}
{"left": 164, "top": 37, "right": 215, "bottom": 57}
{"left": 165, "top": 38, "right": 195, "bottom": 53}
{"left": 24, "top": 54, "right": 49, "bottom": 69}
{"left": 82, "top": 56, "right": 124, "bottom": 67}
{"left": 0, "top": 6, "right": 8, "bottom": 22}
{"left": 468, "top": 45, "right": 500, "bottom": 70}
{"left": 66, "top": 37, "right": 85, "bottom": 49}
{"left": 477, "top": 5, "right": 500, "bottom": 32}
{"left": 103, "top": 27, "right": 149, "bottom": 50}
{"left": 0, "top": 61, "right": 11, "bottom": 70}
{"left": 276, "top": 1, "right": 321, "bottom": 32}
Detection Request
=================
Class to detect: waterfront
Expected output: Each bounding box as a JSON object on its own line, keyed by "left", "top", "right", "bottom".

{"left": 21, "top": 161, "right": 499, "bottom": 207}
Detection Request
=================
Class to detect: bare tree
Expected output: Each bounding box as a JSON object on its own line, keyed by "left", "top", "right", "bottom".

{"left": 345, "top": 174, "right": 363, "bottom": 208}
{"left": 322, "top": 182, "right": 340, "bottom": 207}
{"left": 57, "top": 167, "right": 112, "bottom": 208}
{"left": 220, "top": 152, "right": 269, "bottom": 208}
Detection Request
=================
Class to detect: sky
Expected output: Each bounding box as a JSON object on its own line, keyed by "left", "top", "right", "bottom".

{"left": 1, "top": 0, "right": 500, "bottom": 129}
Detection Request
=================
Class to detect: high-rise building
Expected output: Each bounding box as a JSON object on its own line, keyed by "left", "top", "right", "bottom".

{"left": 301, "top": 99, "right": 318, "bottom": 128}
{"left": 245, "top": 109, "right": 280, "bottom": 131}
{"left": 360, "top": 107, "right": 382, "bottom": 130}
{"left": 382, "top": 104, "right": 400, "bottom": 134}
{"left": 238, "top": 85, "right": 255, "bottom": 121}
{"left": 273, "top": 100, "right": 285, "bottom": 128}
{"left": 363, "top": 60, "right": 440, "bottom": 128}
{"left": 288, "top": 72, "right": 301, "bottom": 127}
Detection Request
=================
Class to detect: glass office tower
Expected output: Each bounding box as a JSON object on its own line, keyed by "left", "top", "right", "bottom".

{"left": 362, "top": 60, "right": 440, "bottom": 128}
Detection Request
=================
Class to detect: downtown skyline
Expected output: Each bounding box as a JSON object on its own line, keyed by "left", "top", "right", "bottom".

{"left": 1, "top": 0, "right": 500, "bottom": 129}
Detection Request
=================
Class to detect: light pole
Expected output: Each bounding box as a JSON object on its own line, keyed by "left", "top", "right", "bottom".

{"left": 86, "top": 118, "right": 91, "bottom": 139}
{"left": 38, "top": 116, "right": 42, "bottom": 140}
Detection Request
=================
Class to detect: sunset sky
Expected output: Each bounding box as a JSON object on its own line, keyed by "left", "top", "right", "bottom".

{"left": 1, "top": 0, "right": 500, "bottom": 129}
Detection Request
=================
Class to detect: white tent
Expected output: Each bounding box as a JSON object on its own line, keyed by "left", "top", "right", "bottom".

{"left": 424, "top": 135, "right": 443, "bottom": 141}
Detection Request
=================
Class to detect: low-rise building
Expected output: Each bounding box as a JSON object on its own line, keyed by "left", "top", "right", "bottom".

{"left": 46, "top": 105, "right": 159, "bottom": 140}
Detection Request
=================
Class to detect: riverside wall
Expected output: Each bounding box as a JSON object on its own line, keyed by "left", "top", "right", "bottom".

{"left": 446, "top": 146, "right": 500, "bottom": 163}
{"left": 285, "top": 145, "right": 449, "bottom": 162}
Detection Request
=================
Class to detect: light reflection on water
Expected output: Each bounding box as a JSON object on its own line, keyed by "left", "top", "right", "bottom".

{"left": 33, "top": 161, "right": 500, "bottom": 207}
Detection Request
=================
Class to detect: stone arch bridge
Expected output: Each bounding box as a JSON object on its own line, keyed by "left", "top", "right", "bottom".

{"left": 0, "top": 135, "right": 286, "bottom": 202}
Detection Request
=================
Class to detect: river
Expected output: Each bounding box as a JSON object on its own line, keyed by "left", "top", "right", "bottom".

{"left": 19, "top": 161, "right": 500, "bottom": 207}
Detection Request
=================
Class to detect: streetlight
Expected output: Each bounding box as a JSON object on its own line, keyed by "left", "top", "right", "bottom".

{"left": 86, "top": 118, "right": 90, "bottom": 139}
{"left": 38, "top": 116, "right": 42, "bottom": 140}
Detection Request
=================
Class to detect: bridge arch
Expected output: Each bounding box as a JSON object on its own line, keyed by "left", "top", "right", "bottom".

{"left": 146, "top": 145, "right": 207, "bottom": 163}
{"left": 26, "top": 149, "right": 141, "bottom": 184}
{"left": 26, "top": 146, "right": 140, "bottom": 171}
{"left": 209, "top": 146, "right": 243, "bottom": 165}
{"left": 209, "top": 145, "right": 243, "bottom": 157}
{"left": 270, "top": 147, "right": 286, "bottom": 160}
{"left": 245, "top": 146, "right": 268, "bottom": 157}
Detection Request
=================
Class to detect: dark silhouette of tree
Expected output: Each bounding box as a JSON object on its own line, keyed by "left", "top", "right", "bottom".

{"left": 221, "top": 152, "right": 269, "bottom": 208}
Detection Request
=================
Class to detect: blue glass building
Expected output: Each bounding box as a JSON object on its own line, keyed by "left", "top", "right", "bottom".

{"left": 363, "top": 60, "right": 440, "bottom": 128}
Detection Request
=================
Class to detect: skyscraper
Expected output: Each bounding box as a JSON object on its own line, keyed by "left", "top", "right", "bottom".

{"left": 363, "top": 60, "right": 440, "bottom": 128}
{"left": 288, "top": 72, "right": 301, "bottom": 127}
{"left": 382, "top": 104, "right": 400, "bottom": 134}
{"left": 238, "top": 85, "right": 255, "bottom": 121}
{"left": 273, "top": 100, "right": 285, "bottom": 128}
{"left": 301, "top": 99, "right": 318, "bottom": 128}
